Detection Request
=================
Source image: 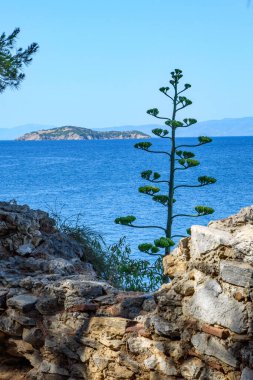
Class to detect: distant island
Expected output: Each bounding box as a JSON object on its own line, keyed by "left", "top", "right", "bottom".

{"left": 16, "top": 126, "right": 150, "bottom": 141}
{"left": 1, "top": 117, "right": 253, "bottom": 140}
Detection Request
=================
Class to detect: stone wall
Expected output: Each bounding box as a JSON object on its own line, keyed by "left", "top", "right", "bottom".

{"left": 0, "top": 202, "right": 253, "bottom": 379}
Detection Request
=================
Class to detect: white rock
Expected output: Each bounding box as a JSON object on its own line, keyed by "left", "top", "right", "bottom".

{"left": 185, "top": 280, "right": 247, "bottom": 333}
{"left": 220, "top": 260, "right": 253, "bottom": 287}
{"left": 190, "top": 225, "right": 232, "bottom": 258}
{"left": 17, "top": 243, "right": 34, "bottom": 256}
{"left": 191, "top": 333, "right": 237, "bottom": 367}
{"left": 241, "top": 367, "right": 253, "bottom": 380}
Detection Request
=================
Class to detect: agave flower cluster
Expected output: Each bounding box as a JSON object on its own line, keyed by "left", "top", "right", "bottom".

{"left": 115, "top": 69, "right": 216, "bottom": 260}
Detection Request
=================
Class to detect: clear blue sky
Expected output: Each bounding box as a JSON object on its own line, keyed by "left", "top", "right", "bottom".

{"left": 0, "top": 0, "right": 253, "bottom": 129}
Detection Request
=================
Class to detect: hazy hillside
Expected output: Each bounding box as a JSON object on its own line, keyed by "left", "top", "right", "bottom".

{"left": 96, "top": 117, "right": 253, "bottom": 137}
{"left": 0, "top": 124, "right": 56, "bottom": 140}
{"left": 1, "top": 117, "right": 253, "bottom": 140}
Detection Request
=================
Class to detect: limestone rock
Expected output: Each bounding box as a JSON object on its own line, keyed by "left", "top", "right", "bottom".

{"left": 7, "top": 295, "right": 38, "bottom": 312}
{"left": 185, "top": 279, "right": 247, "bottom": 333}
{"left": 127, "top": 336, "right": 164, "bottom": 354}
{"left": 1, "top": 202, "right": 253, "bottom": 379}
{"left": 88, "top": 316, "right": 129, "bottom": 337}
{"left": 220, "top": 260, "right": 253, "bottom": 287}
{"left": 181, "top": 357, "right": 204, "bottom": 379}
{"left": 23, "top": 327, "right": 44, "bottom": 348}
{"left": 241, "top": 367, "right": 253, "bottom": 380}
{"left": 16, "top": 243, "right": 34, "bottom": 256}
{"left": 190, "top": 225, "right": 232, "bottom": 258}
{"left": 144, "top": 353, "right": 177, "bottom": 376}
{"left": 0, "top": 314, "right": 23, "bottom": 336}
{"left": 191, "top": 333, "right": 237, "bottom": 367}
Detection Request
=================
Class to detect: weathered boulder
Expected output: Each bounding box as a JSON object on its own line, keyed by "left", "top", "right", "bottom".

{"left": 220, "top": 260, "right": 253, "bottom": 287}
{"left": 185, "top": 279, "right": 247, "bottom": 333}
{"left": 191, "top": 333, "right": 237, "bottom": 367}
{"left": 0, "top": 202, "right": 253, "bottom": 379}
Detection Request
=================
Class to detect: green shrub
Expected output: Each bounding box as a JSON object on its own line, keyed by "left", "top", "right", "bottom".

{"left": 50, "top": 209, "right": 162, "bottom": 291}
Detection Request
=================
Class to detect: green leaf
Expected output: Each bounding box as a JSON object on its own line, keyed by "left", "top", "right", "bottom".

{"left": 195, "top": 206, "right": 215, "bottom": 216}
{"left": 115, "top": 216, "right": 136, "bottom": 225}
{"left": 139, "top": 186, "right": 160, "bottom": 195}
{"left": 154, "top": 237, "right": 175, "bottom": 248}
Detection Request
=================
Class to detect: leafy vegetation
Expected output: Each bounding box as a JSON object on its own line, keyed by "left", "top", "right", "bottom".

{"left": 115, "top": 69, "right": 216, "bottom": 283}
{"left": 51, "top": 209, "right": 161, "bottom": 291}
{"left": 0, "top": 28, "right": 38, "bottom": 93}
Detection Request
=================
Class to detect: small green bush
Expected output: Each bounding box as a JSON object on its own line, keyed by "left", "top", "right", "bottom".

{"left": 50, "top": 209, "right": 162, "bottom": 291}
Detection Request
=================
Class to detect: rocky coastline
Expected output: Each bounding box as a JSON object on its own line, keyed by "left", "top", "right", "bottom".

{"left": 0, "top": 202, "right": 253, "bottom": 379}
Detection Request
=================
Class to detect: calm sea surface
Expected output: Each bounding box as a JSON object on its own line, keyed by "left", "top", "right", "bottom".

{"left": 0, "top": 137, "right": 252, "bottom": 256}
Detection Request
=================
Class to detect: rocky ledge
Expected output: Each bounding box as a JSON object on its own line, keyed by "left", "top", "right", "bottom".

{"left": 0, "top": 202, "right": 253, "bottom": 379}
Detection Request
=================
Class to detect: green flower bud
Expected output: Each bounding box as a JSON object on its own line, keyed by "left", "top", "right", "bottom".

{"left": 154, "top": 237, "right": 175, "bottom": 248}
{"left": 115, "top": 215, "right": 136, "bottom": 225}
{"left": 139, "top": 186, "right": 160, "bottom": 195}
{"left": 195, "top": 206, "right": 214, "bottom": 215}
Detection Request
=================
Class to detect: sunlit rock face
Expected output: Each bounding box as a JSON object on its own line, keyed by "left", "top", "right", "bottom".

{"left": 0, "top": 202, "right": 253, "bottom": 379}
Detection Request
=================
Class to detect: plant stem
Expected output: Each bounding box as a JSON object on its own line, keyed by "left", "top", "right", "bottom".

{"left": 166, "top": 81, "right": 177, "bottom": 255}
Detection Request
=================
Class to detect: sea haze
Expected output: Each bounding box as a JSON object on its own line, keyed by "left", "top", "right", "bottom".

{"left": 0, "top": 137, "right": 252, "bottom": 257}
{"left": 1, "top": 116, "right": 253, "bottom": 139}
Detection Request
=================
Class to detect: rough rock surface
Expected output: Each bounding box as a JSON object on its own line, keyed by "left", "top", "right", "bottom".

{"left": 0, "top": 202, "right": 253, "bottom": 379}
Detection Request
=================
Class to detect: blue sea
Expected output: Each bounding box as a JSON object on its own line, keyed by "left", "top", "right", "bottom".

{"left": 0, "top": 137, "right": 252, "bottom": 257}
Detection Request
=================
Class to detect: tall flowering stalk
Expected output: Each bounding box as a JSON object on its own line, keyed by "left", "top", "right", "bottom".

{"left": 115, "top": 69, "right": 216, "bottom": 263}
